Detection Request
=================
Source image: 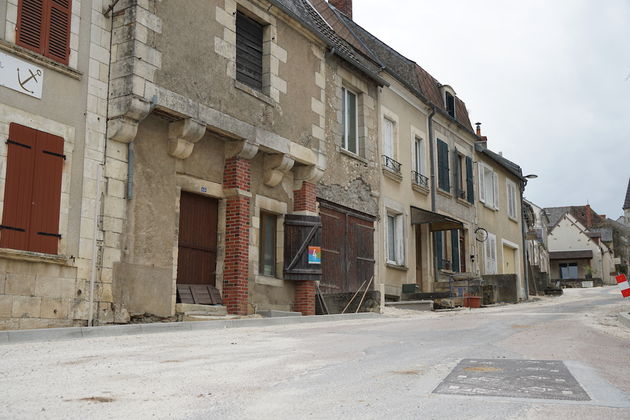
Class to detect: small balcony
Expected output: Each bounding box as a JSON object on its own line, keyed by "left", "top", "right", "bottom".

{"left": 382, "top": 155, "right": 402, "bottom": 173}
{"left": 411, "top": 171, "right": 429, "bottom": 189}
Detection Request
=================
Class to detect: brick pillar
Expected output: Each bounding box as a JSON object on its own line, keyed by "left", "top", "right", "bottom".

{"left": 293, "top": 181, "right": 317, "bottom": 315}
{"left": 223, "top": 157, "right": 251, "bottom": 315}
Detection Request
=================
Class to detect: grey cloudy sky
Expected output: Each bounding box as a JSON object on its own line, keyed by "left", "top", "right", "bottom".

{"left": 353, "top": 0, "right": 630, "bottom": 219}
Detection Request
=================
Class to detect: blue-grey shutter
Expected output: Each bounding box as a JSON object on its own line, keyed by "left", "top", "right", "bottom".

{"left": 435, "top": 231, "right": 443, "bottom": 269}
{"left": 437, "top": 140, "right": 450, "bottom": 192}
{"left": 451, "top": 229, "right": 459, "bottom": 272}
{"left": 466, "top": 156, "right": 474, "bottom": 203}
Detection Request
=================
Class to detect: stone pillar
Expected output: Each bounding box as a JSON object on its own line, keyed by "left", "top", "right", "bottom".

{"left": 222, "top": 157, "right": 252, "bottom": 315}
{"left": 292, "top": 180, "right": 318, "bottom": 315}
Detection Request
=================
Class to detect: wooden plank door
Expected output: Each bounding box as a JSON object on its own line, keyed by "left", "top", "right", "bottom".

{"left": 176, "top": 192, "right": 218, "bottom": 286}
{"left": 347, "top": 215, "right": 375, "bottom": 291}
{"left": 320, "top": 206, "right": 344, "bottom": 293}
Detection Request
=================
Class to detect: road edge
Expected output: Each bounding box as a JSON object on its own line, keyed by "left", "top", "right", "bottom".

{"left": 618, "top": 311, "right": 630, "bottom": 329}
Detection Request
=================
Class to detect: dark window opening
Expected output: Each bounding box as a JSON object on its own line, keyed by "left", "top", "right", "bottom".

{"left": 445, "top": 92, "right": 456, "bottom": 118}
{"left": 236, "top": 11, "right": 264, "bottom": 91}
{"left": 259, "top": 211, "right": 277, "bottom": 276}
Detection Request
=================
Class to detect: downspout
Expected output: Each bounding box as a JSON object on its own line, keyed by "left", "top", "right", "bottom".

{"left": 427, "top": 107, "right": 438, "bottom": 283}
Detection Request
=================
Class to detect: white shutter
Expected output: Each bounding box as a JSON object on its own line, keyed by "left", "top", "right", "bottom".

{"left": 383, "top": 118, "right": 394, "bottom": 158}
{"left": 492, "top": 172, "right": 499, "bottom": 209}
{"left": 395, "top": 214, "right": 404, "bottom": 265}
{"left": 485, "top": 233, "right": 497, "bottom": 274}
{"left": 479, "top": 165, "right": 486, "bottom": 203}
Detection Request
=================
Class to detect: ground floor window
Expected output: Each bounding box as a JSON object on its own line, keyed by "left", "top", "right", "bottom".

{"left": 259, "top": 211, "right": 277, "bottom": 276}
{"left": 387, "top": 212, "right": 404, "bottom": 265}
{"left": 559, "top": 262, "right": 578, "bottom": 279}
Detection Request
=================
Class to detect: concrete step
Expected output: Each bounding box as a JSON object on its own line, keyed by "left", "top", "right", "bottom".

{"left": 175, "top": 303, "right": 227, "bottom": 317}
{"left": 257, "top": 310, "right": 302, "bottom": 318}
{"left": 385, "top": 300, "right": 433, "bottom": 311}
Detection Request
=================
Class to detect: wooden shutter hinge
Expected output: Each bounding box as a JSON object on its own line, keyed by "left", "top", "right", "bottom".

{"left": 0, "top": 225, "right": 26, "bottom": 232}
{"left": 37, "top": 231, "right": 62, "bottom": 238}
{"left": 43, "top": 150, "right": 66, "bottom": 160}
{"left": 6, "top": 139, "right": 32, "bottom": 149}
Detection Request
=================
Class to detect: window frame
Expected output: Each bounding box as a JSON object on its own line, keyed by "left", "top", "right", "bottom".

{"left": 506, "top": 179, "right": 518, "bottom": 220}
{"left": 235, "top": 10, "right": 265, "bottom": 92}
{"left": 382, "top": 117, "right": 395, "bottom": 159}
{"left": 559, "top": 262, "right": 578, "bottom": 279}
{"left": 258, "top": 210, "right": 278, "bottom": 277}
{"left": 445, "top": 91, "right": 456, "bottom": 118}
{"left": 16, "top": 0, "right": 72, "bottom": 65}
{"left": 341, "top": 86, "right": 359, "bottom": 155}
{"left": 414, "top": 136, "right": 424, "bottom": 175}
{"left": 479, "top": 162, "right": 499, "bottom": 210}
{"left": 484, "top": 232, "right": 498, "bottom": 274}
{"left": 386, "top": 211, "right": 404, "bottom": 266}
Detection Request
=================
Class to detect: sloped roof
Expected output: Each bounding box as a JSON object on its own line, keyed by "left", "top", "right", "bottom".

{"left": 268, "top": 0, "right": 386, "bottom": 85}
{"left": 312, "top": 0, "right": 475, "bottom": 133}
{"left": 544, "top": 205, "right": 607, "bottom": 230}
{"left": 475, "top": 143, "right": 524, "bottom": 182}
{"left": 624, "top": 178, "right": 630, "bottom": 210}
{"left": 544, "top": 207, "right": 571, "bottom": 228}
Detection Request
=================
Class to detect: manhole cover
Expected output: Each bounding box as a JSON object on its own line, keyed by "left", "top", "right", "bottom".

{"left": 433, "top": 359, "right": 590, "bottom": 401}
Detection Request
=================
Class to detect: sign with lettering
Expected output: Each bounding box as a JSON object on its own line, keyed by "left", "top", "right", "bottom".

{"left": 0, "top": 51, "right": 43, "bottom": 99}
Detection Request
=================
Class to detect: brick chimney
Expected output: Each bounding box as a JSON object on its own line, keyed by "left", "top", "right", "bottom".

{"left": 475, "top": 122, "right": 488, "bottom": 143}
{"left": 329, "top": 0, "right": 352, "bottom": 18}
{"left": 585, "top": 204, "right": 593, "bottom": 228}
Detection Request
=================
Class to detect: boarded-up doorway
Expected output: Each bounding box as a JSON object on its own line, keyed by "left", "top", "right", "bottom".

{"left": 176, "top": 192, "right": 219, "bottom": 287}
{"left": 319, "top": 200, "right": 375, "bottom": 293}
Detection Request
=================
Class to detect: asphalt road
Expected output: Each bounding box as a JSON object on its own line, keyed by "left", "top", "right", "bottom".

{"left": 1, "top": 287, "right": 629, "bottom": 419}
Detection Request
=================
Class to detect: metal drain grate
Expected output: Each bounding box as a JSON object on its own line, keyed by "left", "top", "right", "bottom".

{"left": 433, "top": 359, "right": 590, "bottom": 401}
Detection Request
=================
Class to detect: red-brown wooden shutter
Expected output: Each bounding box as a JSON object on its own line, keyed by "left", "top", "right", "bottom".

{"left": 45, "top": 0, "right": 71, "bottom": 64}
{"left": 16, "top": 0, "right": 45, "bottom": 54}
{"left": 30, "top": 129, "right": 64, "bottom": 254}
{"left": 16, "top": 0, "right": 72, "bottom": 65}
{"left": 0, "top": 123, "right": 64, "bottom": 255}
{"left": 0, "top": 123, "right": 37, "bottom": 251}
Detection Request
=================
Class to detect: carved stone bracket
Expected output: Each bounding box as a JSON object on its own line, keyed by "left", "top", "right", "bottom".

{"left": 107, "top": 96, "right": 152, "bottom": 144}
{"left": 225, "top": 139, "right": 259, "bottom": 160}
{"left": 263, "top": 154, "right": 295, "bottom": 187}
{"left": 168, "top": 118, "right": 206, "bottom": 159}
{"left": 293, "top": 164, "right": 324, "bottom": 190}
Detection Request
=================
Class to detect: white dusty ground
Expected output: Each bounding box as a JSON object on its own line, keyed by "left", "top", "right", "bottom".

{"left": 0, "top": 287, "right": 628, "bottom": 419}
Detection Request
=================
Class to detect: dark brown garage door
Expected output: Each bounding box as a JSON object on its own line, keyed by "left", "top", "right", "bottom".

{"left": 176, "top": 192, "right": 218, "bottom": 287}
{"left": 319, "top": 200, "right": 375, "bottom": 293}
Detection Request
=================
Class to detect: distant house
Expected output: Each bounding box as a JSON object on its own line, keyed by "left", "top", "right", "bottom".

{"left": 523, "top": 200, "right": 551, "bottom": 293}
{"left": 546, "top": 212, "right": 615, "bottom": 285}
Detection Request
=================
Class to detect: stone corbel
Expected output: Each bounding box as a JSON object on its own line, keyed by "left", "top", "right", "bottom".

{"left": 108, "top": 96, "right": 152, "bottom": 143}
{"left": 263, "top": 154, "right": 295, "bottom": 187}
{"left": 168, "top": 118, "right": 206, "bottom": 159}
{"left": 293, "top": 164, "right": 324, "bottom": 190}
{"left": 225, "top": 139, "right": 259, "bottom": 160}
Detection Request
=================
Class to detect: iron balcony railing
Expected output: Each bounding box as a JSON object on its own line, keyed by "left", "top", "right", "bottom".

{"left": 382, "top": 155, "right": 402, "bottom": 174}
{"left": 411, "top": 171, "right": 429, "bottom": 188}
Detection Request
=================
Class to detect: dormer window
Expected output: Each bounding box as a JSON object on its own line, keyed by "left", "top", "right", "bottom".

{"left": 445, "top": 92, "right": 456, "bottom": 118}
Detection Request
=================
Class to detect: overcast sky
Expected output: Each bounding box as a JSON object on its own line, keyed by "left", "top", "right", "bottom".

{"left": 353, "top": 0, "right": 630, "bottom": 219}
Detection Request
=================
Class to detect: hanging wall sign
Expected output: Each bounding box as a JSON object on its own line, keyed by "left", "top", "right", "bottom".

{"left": 0, "top": 51, "right": 43, "bottom": 99}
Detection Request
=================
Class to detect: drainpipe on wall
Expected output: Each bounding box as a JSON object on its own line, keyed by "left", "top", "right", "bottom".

{"left": 427, "top": 107, "right": 439, "bottom": 283}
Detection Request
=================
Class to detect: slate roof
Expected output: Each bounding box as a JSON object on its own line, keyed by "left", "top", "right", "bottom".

{"left": 312, "top": 0, "right": 475, "bottom": 133}
{"left": 624, "top": 178, "right": 630, "bottom": 210}
{"left": 268, "top": 0, "right": 386, "bottom": 85}
{"left": 475, "top": 143, "right": 525, "bottom": 182}
{"left": 544, "top": 205, "right": 606, "bottom": 230}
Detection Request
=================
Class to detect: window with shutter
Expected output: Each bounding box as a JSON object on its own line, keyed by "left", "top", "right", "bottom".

{"left": 492, "top": 172, "right": 499, "bottom": 209}
{"left": 451, "top": 229, "right": 459, "bottom": 272}
{"left": 435, "top": 231, "right": 443, "bottom": 270}
{"left": 466, "top": 156, "right": 474, "bottom": 204}
{"left": 16, "top": 0, "right": 72, "bottom": 65}
{"left": 437, "top": 139, "right": 450, "bottom": 192}
{"left": 1, "top": 123, "right": 64, "bottom": 254}
{"left": 484, "top": 232, "right": 497, "bottom": 274}
{"left": 236, "top": 11, "right": 264, "bottom": 91}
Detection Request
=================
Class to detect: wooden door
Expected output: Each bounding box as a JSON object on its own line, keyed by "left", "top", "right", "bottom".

{"left": 319, "top": 201, "right": 375, "bottom": 293}
{"left": 503, "top": 245, "right": 516, "bottom": 274}
{"left": 176, "top": 192, "right": 218, "bottom": 286}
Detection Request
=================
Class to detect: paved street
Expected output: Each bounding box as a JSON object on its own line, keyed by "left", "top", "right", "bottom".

{"left": 1, "top": 287, "right": 629, "bottom": 419}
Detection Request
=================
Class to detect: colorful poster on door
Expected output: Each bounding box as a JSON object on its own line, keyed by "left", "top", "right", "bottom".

{"left": 308, "top": 246, "right": 321, "bottom": 264}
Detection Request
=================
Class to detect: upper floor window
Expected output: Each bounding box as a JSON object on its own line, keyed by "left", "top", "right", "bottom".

{"left": 236, "top": 11, "right": 264, "bottom": 91}
{"left": 445, "top": 91, "right": 456, "bottom": 118}
{"left": 479, "top": 163, "right": 499, "bottom": 209}
{"left": 484, "top": 232, "right": 497, "bottom": 274}
{"left": 1, "top": 123, "right": 64, "bottom": 254}
{"left": 436, "top": 139, "right": 450, "bottom": 192}
{"left": 506, "top": 180, "right": 518, "bottom": 220}
{"left": 342, "top": 87, "right": 358, "bottom": 154}
{"left": 16, "top": 0, "right": 72, "bottom": 65}
{"left": 412, "top": 136, "right": 429, "bottom": 188}
{"left": 383, "top": 117, "right": 395, "bottom": 159}
{"left": 452, "top": 152, "right": 474, "bottom": 204}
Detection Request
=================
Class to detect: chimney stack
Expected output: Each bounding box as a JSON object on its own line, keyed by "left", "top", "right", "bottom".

{"left": 585, "top": 204, "right": 593, "bottom": 228}
{"left": 475, "top": 122, "right": 481, "bottom": 136}
{"left": 329, "top": 0, "right": 352, "bottom": 19}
